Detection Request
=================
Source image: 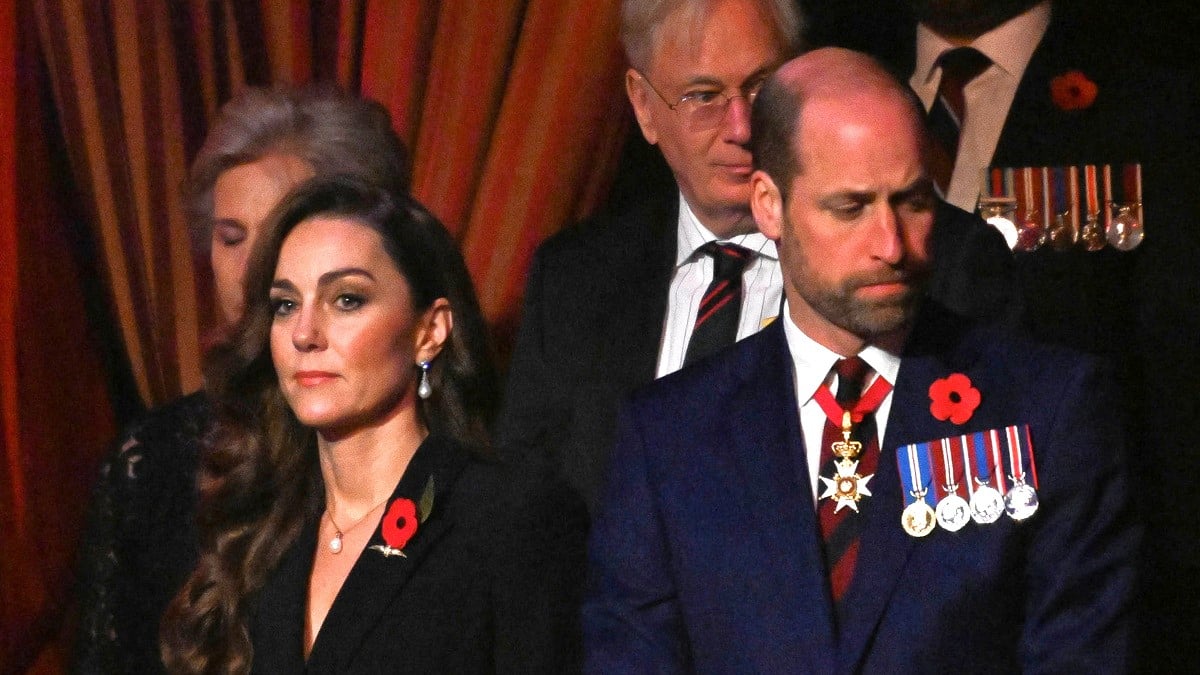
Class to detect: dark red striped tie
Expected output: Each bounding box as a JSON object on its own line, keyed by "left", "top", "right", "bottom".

{"left": 817, "top": 357, "right": 879, "bottom": 611}
{"left": 683, "top": 242, "right": 753, "bottom": 366}
{"left": 927, "top": 47, "right": 991, "bottom": 194}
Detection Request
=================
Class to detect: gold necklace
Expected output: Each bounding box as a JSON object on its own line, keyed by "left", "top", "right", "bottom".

{"left": 325, "top": 496, "right": 391, "bottom": 554}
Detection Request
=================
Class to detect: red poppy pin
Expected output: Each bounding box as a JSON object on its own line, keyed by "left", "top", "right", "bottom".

{"left": 370, "top": 477, "right": 435, "bottom": 559}
{"left": 1050, "top": 70, "right": 1098, "bottom": 111}
{"left": 929, "top": 373, "right": 981, "bottom": 425}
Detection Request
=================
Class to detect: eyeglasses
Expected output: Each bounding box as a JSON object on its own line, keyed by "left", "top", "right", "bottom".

{"left": 635, "top": 70, "right": 764, "bottom": 132}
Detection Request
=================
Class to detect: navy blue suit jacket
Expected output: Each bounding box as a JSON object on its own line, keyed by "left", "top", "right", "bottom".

{"left": 498, "top": 189, "right": 1015, "bottom": 515}
{"left": 584, "top": 304, "right": 1137, "bottom": 673}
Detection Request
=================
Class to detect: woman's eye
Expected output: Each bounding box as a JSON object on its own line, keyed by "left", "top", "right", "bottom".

{"left": 271, "top": 298, "right": 296, "bottom": 316}
{"left": 214, "top": 222, "right": 247, "bottom": 247}
{"left": 334, "top": 294, "right": 365, "bottom": 311}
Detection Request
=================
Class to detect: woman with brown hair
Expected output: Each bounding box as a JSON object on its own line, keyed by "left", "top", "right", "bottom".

{"left": 75, "top": 85, "right": 410, "bottom": 673}
{"left": 160, "top": 176, "right": 585, "bottom": 673}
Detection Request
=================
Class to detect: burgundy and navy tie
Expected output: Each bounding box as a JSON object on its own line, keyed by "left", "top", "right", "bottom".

{"left": 683, "top": 242, "right": 753, "bottom": 366}
{"left": 927, "top": 46, "right": 992, "bottom": 194}
{"left": 816, "top": 357, "right": 880, "bottom": 612}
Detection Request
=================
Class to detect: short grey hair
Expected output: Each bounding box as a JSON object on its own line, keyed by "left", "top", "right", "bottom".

{"left": 185, "top": 84, "right": 411, "bottom": 252}
{"left": 620, "top": 0, "right": 803, "bottom": 72}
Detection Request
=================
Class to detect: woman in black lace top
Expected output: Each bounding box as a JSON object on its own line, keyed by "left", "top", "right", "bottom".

{"left": 74, "top": 85, "right": 410, "bottom": 674}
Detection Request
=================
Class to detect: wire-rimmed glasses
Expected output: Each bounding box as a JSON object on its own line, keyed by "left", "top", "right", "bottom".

{"left": 634, "top": 70, "right": 764, "bottom": 132}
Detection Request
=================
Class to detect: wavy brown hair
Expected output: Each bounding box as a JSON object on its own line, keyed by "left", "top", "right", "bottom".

{"left": 160, "top": 177, "right": 498, "bottom": 673}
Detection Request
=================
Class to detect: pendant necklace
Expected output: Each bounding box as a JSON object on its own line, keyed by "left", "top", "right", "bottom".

{"left": 325, "top": 496, "right": 391, "bottom": 554}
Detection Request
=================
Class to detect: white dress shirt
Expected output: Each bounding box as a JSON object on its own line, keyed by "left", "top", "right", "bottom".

{"left": 781, "top": 301, "right": 902, "bottom": 504}
{"left": 910, "top": 1, "right": 1051, "bottom": 212}
{"left": 656, "top": 193, "right": 783, "bottom": 378}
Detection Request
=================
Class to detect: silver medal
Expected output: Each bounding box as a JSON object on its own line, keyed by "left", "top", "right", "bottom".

{"left": 970, "top": 483, "right": 1005, "bottom": 524}
{"left": 1004, "top": 481, "right": 1039, "bottom": 521}
{"left": 935, "top": 493, "right": 971, "bottom": 532}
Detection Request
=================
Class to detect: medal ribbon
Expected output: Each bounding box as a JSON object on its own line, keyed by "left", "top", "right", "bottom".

{"left": 898, "top": 442, "right": 934, "bottom": 506}
{"left": 1019, "top": 167, "right": 1035, "bottom": 225}
{"left": 1051, "top": 166, "right": 1067, "bottom": 218}
{"left": 812, "top": 373, "right": 892, "bottom": 428}
{"left": 959, "top": 434, "right": 977, "bottom": 500}
{"left": 1102, "top": 164, "right": 1114, "bottom": 230}
{"left": 1124, "top": 163, "right": 1144, "bottom": 225}
{"left": 1084, "top": 165, "right": 1100, "bottom": 216}
{"left": 1067, "top": 165, "right": 1080, "bottom": 230}
{"left": 1040, "top": 166, "right": 1052, "bottom": 230}
{"left": 969, "top": 431, "right": 992, "bottom": 488}
{"left": 990, "top": 168, "right": 1004, "bottom": 198}
{"left": 1008, "top": 422, "right": 1027, "bottom": 480}
{"left": 987, "top": 428, "right": 1007, "bottom": 495}
{"left": 929, "top": 439, "right": 949, "bottom": 501}
{"left": 940, "top": 437, "right": 961, "bottom": 496}
{"left": 1022, "top": 425, "right": 1040, "bottom": 488}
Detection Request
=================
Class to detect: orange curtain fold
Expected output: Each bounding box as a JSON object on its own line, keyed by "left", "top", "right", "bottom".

{"left": 459, "top": 0, "right": 627, "bottom": 332}
{"left": 361, "top": 0, "right": 631, "bottom": 334}
{"left": 33, "top": 0, "right": 201, "bottom": 405}
{"left": 2, "top": 4, "right": 120, "bottom": 671}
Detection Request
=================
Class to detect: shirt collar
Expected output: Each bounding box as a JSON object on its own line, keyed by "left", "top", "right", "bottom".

{"left": 675, "top": 191, "right": 778, "bottom": 267}
{"left": 781, "top": 299, "right": 902, "bottom": 404}
{"left": 913, "top": 1, "right": 1051, "bottom": 86}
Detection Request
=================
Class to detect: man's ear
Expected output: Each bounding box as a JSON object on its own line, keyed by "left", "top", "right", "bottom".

{"left": 414, "top": 298, "right": 453, "bottom": 365}
{"left": 626, "top": 68, "right": 659, "bottom": 145}
{"left": 751, "top": 169, "right": 784, "bottom": 240}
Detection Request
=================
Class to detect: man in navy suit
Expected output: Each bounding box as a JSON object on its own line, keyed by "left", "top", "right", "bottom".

{"left": 809, "top": 2, "right": 1199, "bottom": 665}
{"left": 498, "top": 0, "right": 1015, "bottom": 515}
{"left": 583, "top": 48, "right": 1137, "bottom": 672}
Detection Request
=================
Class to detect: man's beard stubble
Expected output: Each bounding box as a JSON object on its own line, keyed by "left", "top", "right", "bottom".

{"left": 797, "top": 265, "right": 930, "bottom": 343}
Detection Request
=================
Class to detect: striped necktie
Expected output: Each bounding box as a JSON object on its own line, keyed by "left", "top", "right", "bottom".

{"left": 817, "top": 357, "right": 882, "bottom": 615}
{"left": 683, "top": 242, "right": 753, "bottom": 366}
{"left": 927, "top": 47, "right": 992, "bottom": 194}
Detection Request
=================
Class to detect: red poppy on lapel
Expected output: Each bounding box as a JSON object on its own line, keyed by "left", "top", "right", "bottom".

{"left": 369, "top": 498, "right": 420, "bottom": 558}
{"left": 929, "top": 373, "right": 981, "bottom": 424}
{"left": 1050, "top": 70, "right": 1098, "bottom": 111}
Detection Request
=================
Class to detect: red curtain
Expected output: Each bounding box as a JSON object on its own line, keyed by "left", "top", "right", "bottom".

{"left": 1, "top": 0, "right": 629, "bottom": 670}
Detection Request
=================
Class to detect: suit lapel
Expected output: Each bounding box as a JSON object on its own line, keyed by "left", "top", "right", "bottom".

{"left": 596, "top": 193, "right": 678, "bottom": 389}
{"left": 728, "top": 323, "right": 837, "bottom": 669}
{"left": 303, "top": 435, "right": 470, "bottom": 671}
{"left": 837, "top": 306, "right": 985, "bottom": 672}
{"left": 251, "top": 515, "right": 317, "bottom": 673}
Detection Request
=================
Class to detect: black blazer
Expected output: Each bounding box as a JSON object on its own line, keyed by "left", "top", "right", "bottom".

{"left": 497, "top": 186, "right": 1015, "bottom": 513}
{"left": 249, "top": 434, "right": 587, "bottom": 674}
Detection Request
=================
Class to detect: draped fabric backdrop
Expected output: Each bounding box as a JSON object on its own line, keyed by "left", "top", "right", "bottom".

{"left": 1, "top": 1, "right": 627, "bottom": 671}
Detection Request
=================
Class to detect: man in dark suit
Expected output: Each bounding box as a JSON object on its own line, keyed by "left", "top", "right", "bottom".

{"left": 813, "top": 2, "right": 1199, "bottom": 666}
{"left": 498, "top": 0, "right": 1015, "bottom": 514}
{"left": 583, "top": 48, "right": 1137, "bottom": 672}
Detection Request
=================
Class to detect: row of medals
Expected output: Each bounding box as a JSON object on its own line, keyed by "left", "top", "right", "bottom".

{"left": 901, "top": 473, "right": 1039, "bottom": 538}
{"left": 820, "top": 418, "right": 1040, "bottom": 538}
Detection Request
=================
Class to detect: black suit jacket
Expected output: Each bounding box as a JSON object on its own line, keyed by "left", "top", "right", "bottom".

{"left": 249, "top": 435, "right": 587, "bottom": 674}
{"left": 498, "top": 187, "right": 1015, "bottom": 513}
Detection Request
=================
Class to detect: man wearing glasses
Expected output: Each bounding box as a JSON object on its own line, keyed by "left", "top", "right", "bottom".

{"left": 498, "top": 0, "right": 1011, "bottom": 515}
{"left": 499, "top": 0, "right": 801, "bottom": 514}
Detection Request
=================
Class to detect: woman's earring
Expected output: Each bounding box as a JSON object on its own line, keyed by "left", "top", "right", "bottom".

{"left": 417, "top": 360, "right": 432, "bottom": 399}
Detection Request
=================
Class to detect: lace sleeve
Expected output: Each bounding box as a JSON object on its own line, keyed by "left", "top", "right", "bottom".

{"left": 75, "top": 431, "right": 146, "bottom": 673}
{"left": 73, "top": 393, "right": 208, "bottom": 675}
